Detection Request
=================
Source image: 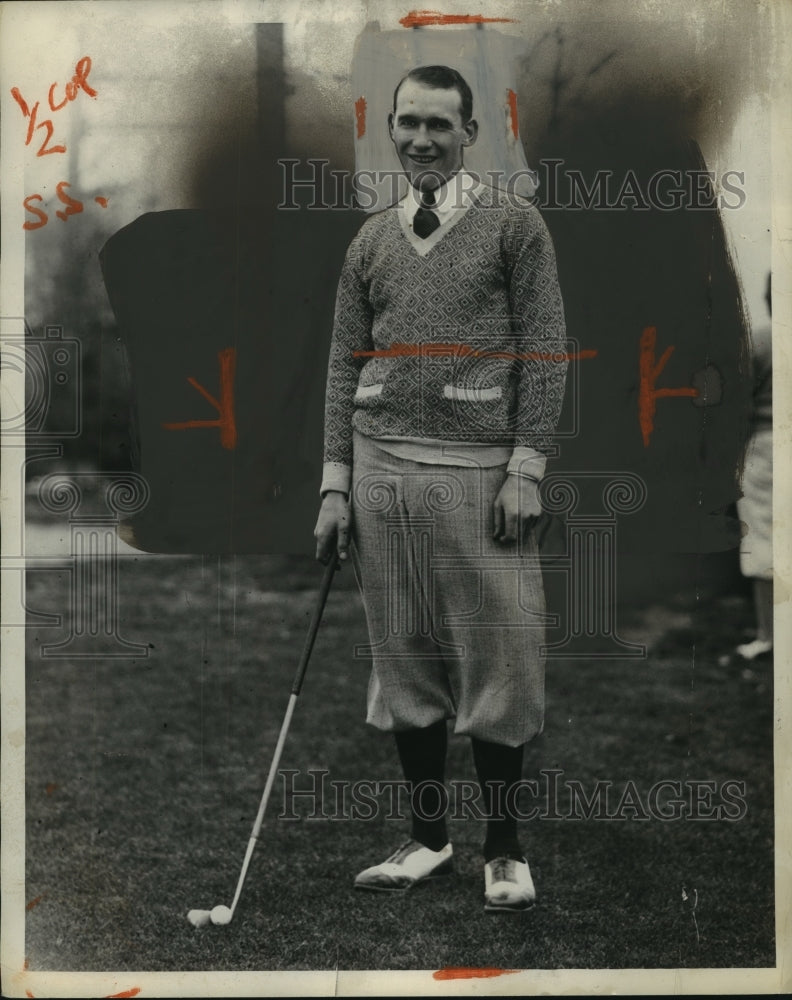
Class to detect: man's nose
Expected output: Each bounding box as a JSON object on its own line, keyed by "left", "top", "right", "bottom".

{"left": 411, "top": 124, "right": 432, "bottom": 149}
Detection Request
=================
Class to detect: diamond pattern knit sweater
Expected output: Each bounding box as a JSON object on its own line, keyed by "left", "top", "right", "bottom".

{"left": 323, "top": 188, "right": 567, "bottom": 475}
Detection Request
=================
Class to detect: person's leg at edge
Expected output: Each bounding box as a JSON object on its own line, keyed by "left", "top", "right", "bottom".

{"left": 737, "top": 577, "right": 774, "bottom": 660}
{"left": 754, "top": 577, "right": 773, "bottom": 646}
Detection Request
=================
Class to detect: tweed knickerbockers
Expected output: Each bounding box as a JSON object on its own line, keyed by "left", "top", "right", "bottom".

{"left": 350, "top": 431, "right": 547, "bottom": 747}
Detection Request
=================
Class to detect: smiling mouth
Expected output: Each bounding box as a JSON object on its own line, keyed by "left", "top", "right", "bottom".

{"left": 409, "top": 155, "right": 437, "bottom": 164}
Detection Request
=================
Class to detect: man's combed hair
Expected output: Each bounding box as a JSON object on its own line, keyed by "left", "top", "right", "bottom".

{"left": 392, "top": 65, "right": 474, "bottom": 124}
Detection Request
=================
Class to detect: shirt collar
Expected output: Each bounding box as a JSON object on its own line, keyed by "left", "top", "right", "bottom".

{"left": 403, "top": 170, "right": 477, "bottom": 224}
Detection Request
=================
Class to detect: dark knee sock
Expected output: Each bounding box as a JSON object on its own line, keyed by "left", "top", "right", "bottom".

{"left": 471, "top": 737, "right": 525, "bottom": 862}
{"left": 394, "top": 719, "right": 449, "bottom": 851}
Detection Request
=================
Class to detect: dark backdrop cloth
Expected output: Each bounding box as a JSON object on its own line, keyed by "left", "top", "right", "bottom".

{"left": 100, "top": 207, "right": 361, "bottom": 554}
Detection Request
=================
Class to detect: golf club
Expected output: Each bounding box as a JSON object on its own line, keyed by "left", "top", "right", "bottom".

{"left": 188, "top": 556, "right": 339, "bottom": 927}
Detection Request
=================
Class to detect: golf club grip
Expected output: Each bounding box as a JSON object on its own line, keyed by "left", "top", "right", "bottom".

{"left": 290, "top": 558, "right": 338, "bottom": 696}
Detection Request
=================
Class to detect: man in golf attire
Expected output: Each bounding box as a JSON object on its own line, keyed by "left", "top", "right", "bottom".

{"left": 315, "top": 65, "right": 567, "bottom": 911}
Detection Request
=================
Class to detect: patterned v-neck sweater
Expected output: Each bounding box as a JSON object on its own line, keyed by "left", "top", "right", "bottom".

{"left": 323, "top": 188, "right": 567, "bottom": 481}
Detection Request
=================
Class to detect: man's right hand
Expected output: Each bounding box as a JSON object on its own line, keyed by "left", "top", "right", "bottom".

{"left": 314, "top": 490, "right": 351, "bottom": 565}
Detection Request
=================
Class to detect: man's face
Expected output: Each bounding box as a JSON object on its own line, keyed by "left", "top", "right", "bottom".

{"left": 388, "top": 79, "right": 478, "bottom": 192}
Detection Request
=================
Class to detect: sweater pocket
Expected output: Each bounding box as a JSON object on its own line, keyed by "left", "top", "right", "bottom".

{"left": 354, "top": 356, "right": 395, "bottom": 409}
{"left": 443, "top": 384, "right": 503, "bottom": 402}
{"left": 354, "top": 383, "right": 384, "bottom": 401}
{"left": 436, "top": 378, "right": 513, "bottom": 441}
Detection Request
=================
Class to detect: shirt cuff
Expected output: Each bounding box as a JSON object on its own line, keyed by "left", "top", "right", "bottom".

{"left": 320, "top": 462, "right": 351, "bottom": 498}
{"left": 506, "top": 447, "right": 547, "bottom": 481}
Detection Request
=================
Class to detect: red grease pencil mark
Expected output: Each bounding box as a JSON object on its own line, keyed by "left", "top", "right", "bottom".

{"left": 45, "top": 782, "right": 58, "bottom": 796}
{"left": 434, "top": 968, "right": 518, "bottom": 980}
{"left": 54, "top": 181, "right": 83, "bottom": 222}
{"left": 48, "top": 56, "right": 97, "bottom": 111}
{"left": 11, "top": 87, "right": 31, "bottom": 118}
{"left": 12, "top": 57, "right": 96, "bottom": 158}
{"left": 354, "top": 97, "right": 367, "bottom": 139}
{"left": 26, "top": 894, "right": 46, "bottom": 911}
{"left": 162, "top": 347, "right": 238, "bottom": 449}
{"left": 105, "top": 989, "right": 141, "bottom": 999}
{"left": 353, "top": 342, "right": 596, "bottom": 363}
{"left": 11, "top": 88, "right": 67, "bottom": 156}
{"left": 23, "top": 195, "right": 47, "bottom": 231}
{"left": 507, "top": 88, "right": 519, "bottom": 138}
{"left": 638, "top": 326, "right": 698, "bottom": 446}
{"left": 26, "top": 991, "right": 35, "bottom": 998}
{"left": 23, "top": 187, "right": 108, "bottom": 229}
{"left": 400, "top": 11, "right": 516, "bottom": 27}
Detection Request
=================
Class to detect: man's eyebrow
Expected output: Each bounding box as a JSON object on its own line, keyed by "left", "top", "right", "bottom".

{"left": 395, "top": 113, "right": 454, "bottom": 126}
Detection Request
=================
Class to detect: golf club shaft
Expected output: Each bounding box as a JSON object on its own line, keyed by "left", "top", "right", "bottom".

{"left": 291, "top": 556, "right": 340, "bottom": 696}
{"left": 229, "top": 558, "right": 338, "bottom": 916}
{"left": 230, "top": 693, "right": 297, "bottom": 914}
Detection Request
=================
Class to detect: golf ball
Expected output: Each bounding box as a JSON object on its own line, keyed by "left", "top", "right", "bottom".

{"left": 187, "top": 909, "right": 211, "bottom": 927}
{"left": 210, "top": 904, "right": 232, "bottom": 925}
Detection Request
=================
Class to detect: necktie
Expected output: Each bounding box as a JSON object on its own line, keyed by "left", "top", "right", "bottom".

{"left": 413, "top": 188, "right": 440, "bottom": 239}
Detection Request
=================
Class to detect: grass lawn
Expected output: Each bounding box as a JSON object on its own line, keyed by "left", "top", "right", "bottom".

{"left": 23, "top": 551, "right": 774, "bottom": 971}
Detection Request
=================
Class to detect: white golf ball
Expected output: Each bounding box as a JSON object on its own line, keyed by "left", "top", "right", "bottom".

{"left": 187, "top": 909, "right": 211, "bottom": 927}
{"left": 210, "top": 904, "right": 232, "bottom": 925}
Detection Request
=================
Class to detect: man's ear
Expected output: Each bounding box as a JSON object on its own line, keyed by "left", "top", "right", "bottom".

{"left": 388, "top": 111, "right": 395, "bottom": 141}
{"left": 462, "top": 117, "right": 479, "bottom": 147}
